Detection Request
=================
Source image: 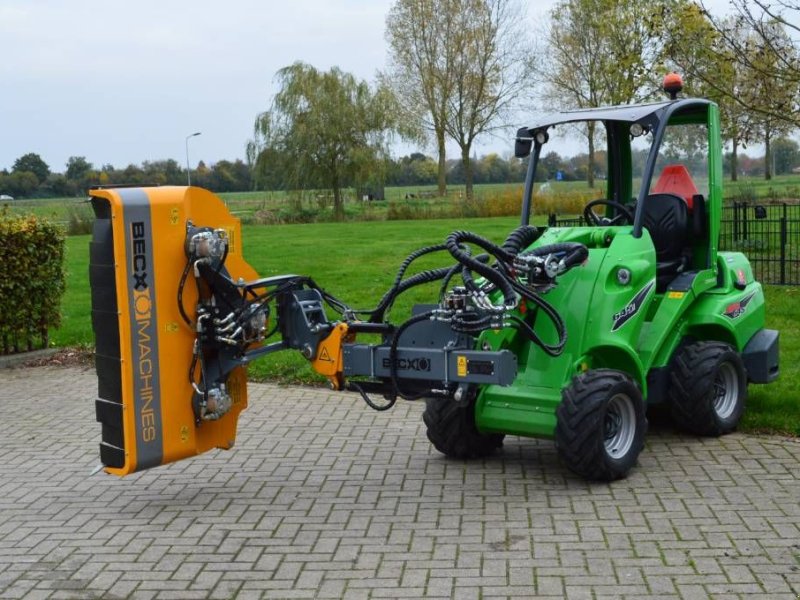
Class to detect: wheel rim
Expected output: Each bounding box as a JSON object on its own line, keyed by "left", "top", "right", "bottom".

{"left": 712, "top": 362, "right": 739, "bottom": 420}
{"left": 604, "top": 393, "right": 636, "bottom": 459}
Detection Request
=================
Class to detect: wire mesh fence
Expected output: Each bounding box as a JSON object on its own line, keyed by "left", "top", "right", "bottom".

{"left": 547, "top": 201, "right": 800, "bottom": 285}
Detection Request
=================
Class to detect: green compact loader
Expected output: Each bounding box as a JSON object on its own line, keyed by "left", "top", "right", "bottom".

{"left": 89, "top": 79, "right": 778, "bottom": 481}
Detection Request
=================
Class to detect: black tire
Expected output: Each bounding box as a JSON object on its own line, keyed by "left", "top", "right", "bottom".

{"left": 669, "top": 341, "right": 746, "bottom": 436}
{"left": 423, "top": 397, "right": 504, "bottom": 459}
{"left": 555, "top": 369, "right": 647, "bottom": 481}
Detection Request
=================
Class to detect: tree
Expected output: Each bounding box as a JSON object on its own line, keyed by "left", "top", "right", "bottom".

{"left": 701, "top": 0, "right": 800, "bottom": 127}
{"left": 142, "top": 159, "right": 184, "bottom": 185}
{"left": 387, "top": 0, "right": 530, "bottom": 200}
{"left": 207, "top": 160, "right": 251, "bottom": 192}
{"left": 543, "top": 0, "right": 668, "bottom": 187}
{"left": 387, "top": 153, "right": 438, "bottom": 186}
{"left": 121, "top": 164, "right": 146, "bottom": 185}
{"left": 0, "top": 171, "right": 39, "bottom": 198}
{"left": 386, "top": 0, "right": 456, "bottom": 196}
{"left": 746, "top": 21, "right": 797, "bottom": 179}
{"left": 772, "top": 137, "right": 800, "bottom": 175}
{"left": 442, "top": 0, "right": 531, "bottom": 199}
{"left": 479, "top": 153, "right": 510, "bottom": 183}
{"left": 663, "top": 7, "right": 755, "bottom": 181}
{"left": 248, "top": 63, "right": 403, "bottom": 220}
{"left": 12, "top": 153, "right": 50, "bottom": 185}
{"left": 540, "top": 151, "right": 565, "bottom": 179}
{"left": 670, "top": 4, "right": 798, "bottom": 180}
{"left": 249, "top": 148, "right": 287, "bottom": 191}
{"left": 65, "top": 156, "right": 93, "bottom": 181}
{"left": 43, "top": 174, "right": 77, "bottom": 197}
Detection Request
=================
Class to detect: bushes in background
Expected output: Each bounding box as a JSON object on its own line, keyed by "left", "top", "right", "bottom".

{"left": 386, "top": 188, "right": 601, "bottom": 221}
{"left": 0, "top": 210, "right": 66, "bottom": 353}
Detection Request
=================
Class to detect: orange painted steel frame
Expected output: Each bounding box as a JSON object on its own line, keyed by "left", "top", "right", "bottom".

{"left": 92, "top": 186, "right": 258, "bottom": 476}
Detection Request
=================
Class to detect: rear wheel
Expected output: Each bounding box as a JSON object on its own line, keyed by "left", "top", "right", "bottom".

{"left": 555, "top": 369, "right": 647, "bottom": 481}
{"left": 423, "top": 396, "right": 504, "bottom": 459}
{"left": 669, "top": 341, "right": 746, "bottom": 436}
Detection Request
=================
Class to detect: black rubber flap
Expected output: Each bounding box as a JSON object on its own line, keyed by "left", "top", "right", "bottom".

{"left": 90, "top": 196, "right": 125, "bottom": 467}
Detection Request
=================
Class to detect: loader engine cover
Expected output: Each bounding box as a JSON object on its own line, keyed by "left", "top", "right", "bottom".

{"left": 89, "top": 186, "right": 258, "bottom": 475}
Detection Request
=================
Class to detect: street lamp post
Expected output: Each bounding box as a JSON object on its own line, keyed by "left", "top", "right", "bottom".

{"left": 185, "top": 131, "right": 202, "bottom": 185}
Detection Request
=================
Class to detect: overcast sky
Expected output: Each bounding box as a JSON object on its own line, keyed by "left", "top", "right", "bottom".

{"left": 0, "top": 0, "right": 741, "bottom": 173}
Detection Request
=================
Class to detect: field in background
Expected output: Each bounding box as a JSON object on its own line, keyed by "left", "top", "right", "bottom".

{"left": 4, "top": 174, "right": 800, "bottom": 232}
{"left": 56, "top": 219, "right": 798, "bottom": 435}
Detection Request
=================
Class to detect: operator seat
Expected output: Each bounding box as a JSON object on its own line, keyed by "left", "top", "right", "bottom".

{"left": 652, "top": 164, "right": 698, "bottom": 209}
{"left": 642, "top": 164, "right": 696, "bottom": 291}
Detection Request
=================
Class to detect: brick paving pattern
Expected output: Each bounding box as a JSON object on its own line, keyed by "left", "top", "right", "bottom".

{"left": 0, "top": 365, "right": 798, "bottom": 599}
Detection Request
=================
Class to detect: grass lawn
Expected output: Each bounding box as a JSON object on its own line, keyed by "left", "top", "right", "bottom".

{"left": 56, "top": 218, "right": 798, "bottom": 435}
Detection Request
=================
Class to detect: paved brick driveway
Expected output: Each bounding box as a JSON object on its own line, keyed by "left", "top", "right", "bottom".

{"left": 0, "top": 365, "right": 798, "bottom": 599}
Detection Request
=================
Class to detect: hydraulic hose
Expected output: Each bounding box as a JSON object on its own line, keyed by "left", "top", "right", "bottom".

{"left": 502, "top": 224, "right": 541, "bottom": 257}
{"left": 393, "top": 266, "right": 453, "bottom": 296}
{"left": 439, "top": 250, "right": 486, "bottom": 299}
{"left": 445, "top": 231, "right": 518, "bottom": 308}
{"left": 509, "top": 297, "right": 567, "bottom": 356}
{"left": 520, "top": 242, "right": 588, "bottom": 269}
{"left": 177, "top": 260, "right": 194, "bottom": 327}
{"left": 438, "top": 262, "right": 465, "bottom": 302}
{"left": 370, "top": 243, "right": 463, "bottom": 322}
{"left": 450, "top": 312, "right": 495, "bottom": 333}
{"left": 371, "top": 265, "right": 454, "bottom": 323}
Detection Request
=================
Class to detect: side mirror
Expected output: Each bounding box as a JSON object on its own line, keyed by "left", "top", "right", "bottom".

{"left": 515, "top": 127, "right": 532, "bottom": 158}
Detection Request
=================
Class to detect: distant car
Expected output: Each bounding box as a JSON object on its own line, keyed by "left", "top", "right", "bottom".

{"left": 0, "top": 194, "right": 13, "bottom": 201}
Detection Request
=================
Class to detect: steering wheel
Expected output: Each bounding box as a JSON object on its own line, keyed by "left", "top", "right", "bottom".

{"left": 583, "top": 199, "right": 634, "bottom": 226}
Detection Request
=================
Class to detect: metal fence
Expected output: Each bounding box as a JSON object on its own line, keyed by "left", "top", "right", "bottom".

{"left": 720, "top": 202, "right": 800, "bottom": 285}
{"left": 547, "top": 201, "right": 800, "bottom": 285}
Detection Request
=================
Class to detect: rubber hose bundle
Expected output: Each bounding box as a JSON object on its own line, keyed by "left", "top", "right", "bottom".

{"left": 370, "top": 243, "right": 450, "bottom": 322}
{"left": 439, "top": 262, "right": 467, "bottom": 301}
{"left": 445, "top": 251, "right": 487, "bottom": 296}
{"left": 502, "top": 224, "right": 541, "bottom": 257}
{"left": 520, "top": 242, "right": 588, "bottom": 269}
{"left": 508, "top": 292, "right": 567, "bottom": 356}
{"left": 450, "top": 312, "right": 495, "bottom": 333}
{"left": 371, "top": 265, "right": 454, "bottom": 323}
{"left": 445, "top": 231, "right": 518, "bottom": 308}
{"left": 390, "top": 266, "right": 454, "bottom": 301}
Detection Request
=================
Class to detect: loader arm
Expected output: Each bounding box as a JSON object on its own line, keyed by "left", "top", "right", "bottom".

{"left": 90, "top": 185, "right": 583, "bottom": 475}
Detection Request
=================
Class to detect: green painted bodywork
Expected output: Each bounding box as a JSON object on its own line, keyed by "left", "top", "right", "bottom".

{"left": 475, "top": 101, "right": 769, "bottom": 438}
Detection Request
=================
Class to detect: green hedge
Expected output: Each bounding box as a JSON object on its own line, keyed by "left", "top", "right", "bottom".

{"left": 0, "top": 210, "right": 66, "bottom": 353}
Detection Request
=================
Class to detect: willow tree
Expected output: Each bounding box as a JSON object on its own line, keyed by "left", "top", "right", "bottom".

{"left": 247, "top": 63, "right": 401, "bottom": 220}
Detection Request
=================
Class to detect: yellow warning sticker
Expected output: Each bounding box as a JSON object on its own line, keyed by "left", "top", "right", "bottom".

{"left": 457, "top": 355, "right": 467, "bottom": 377}
{"left": 225, "top": 228, "right": 236, "bottom": 254}
{"left": 667, "top": 291, "right": 685, "bottom": 299}
{"left": 319, "top": 346, "right": 333, "bottom": 362}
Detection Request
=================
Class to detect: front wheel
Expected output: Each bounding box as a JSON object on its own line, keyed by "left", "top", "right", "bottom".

{"left": 423, "top": 396, "right": 504, "bottom": 459}
{"left": 555, "top": 369, "right": 647, "bottom": 481}
{"left": 669, "top": 341, "right": 746, "bottom": 436}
